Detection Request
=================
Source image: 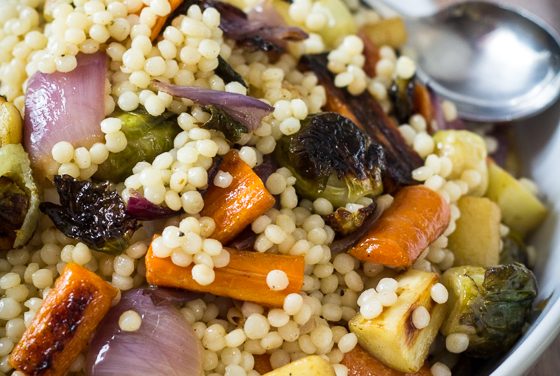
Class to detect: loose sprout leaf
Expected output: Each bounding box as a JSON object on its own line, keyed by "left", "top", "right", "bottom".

{"left": 40, "top": 175, "right": 140, "bottom": 254}
{"left": 216, "top": 56, "right": 247, "bottom": 87}
{"left": 95, "top": 107, "right": 180, "bottom": 183}
{"left": 389, "top": 77, "right": 416, "bottom": 124}
{"left": 500, "top": 232, "right": 529, "bottom": 266}
{"left": 153, "top": 80, "right": 273, "bottom": 131}
{"left": 0, "top": 144, "right": 40, "bottom": 250}
{"left": 202, "top": 105, "right": 248, "bottom": 143}
{"left": 275, "top": 112, "right": 385, "bottom": 207}
{"left": 326, "top": 203, "right": 376, "bottom": 236}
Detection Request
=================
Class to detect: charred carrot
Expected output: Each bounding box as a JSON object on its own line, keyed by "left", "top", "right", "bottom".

{"left": 10, "top": 263, "right": 117, "bottom": 376}
{"left": 413, "top": 83, "right": 433, "bottom": 127}
{"left": 358, "top": 30, "right": 380, "bottom": 78}
{"left": 349, "top": 186, "right": 450, "bottom": 268}
{"left": 201, "top": 150, "right": 276, "bottom": 244}
{"left": 145, "top": 0, "right": 184, "bottom": 41}
{"left": 145, "top": 241, "right": 304, "bottom": 307}
{"left": 342, "top": 344, "right": 432, "bottom": 376}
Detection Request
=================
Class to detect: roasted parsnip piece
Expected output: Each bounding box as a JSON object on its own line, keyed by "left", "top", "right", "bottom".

{"left": 350, "top": 269, "right": 447, "bottom": 373}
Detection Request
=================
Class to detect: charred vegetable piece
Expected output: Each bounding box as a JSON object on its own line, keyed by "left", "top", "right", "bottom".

{"left": 413, "top": 83, "right": 433, "bottom": 126}
{"left": 216, "top": 55, "right": 247, "bottom": 87}
{"left": 275, "top": 112, "right": 385, "bottom": 207}
{"left": 0, "top": 97, "right": 23, "bottom": 146}
{"left": 341, "top": 344, "right": 432, "bottom": 376}
{"left": 95, "top": 108, "right": 180, "bottom": 182}
{"left": 299, "top": 54, "right": 423, "bottom": 191}
{"left": 40, "top": 175, "right": 140, "bottom": 254}
{"left": 326, "top": 203, "right": 377, "bottom": 236}
{"left": 350, "top": 186, "right": 450, "bottom": 268}
{"left": 201, "top": 150, "right": 275, "bottom": 244}
{"left": 441, "top": 263, "right": 537, "bottom": 358}
{"left": 202, "top": 105, "right": 248, "bottom": 143}
{"left": 350, "top": 270, "right": 447, "bottom": 373}
{"left": 10, "top": 263, "right": 117, "bottom": 376}
{"left": 389, "top": 77, "right": 416, "bottom": 124}
{"left": 146, "top": 240, "right": 304, "bottom": 307}
{"left": 500, "top": 231, "right": 529, "bottom": 266}
{"left": 358, "top": 30, "right": 381, "bottom": 78}
{"left": 0, "top": 144, "right": 40, "bottom": 250}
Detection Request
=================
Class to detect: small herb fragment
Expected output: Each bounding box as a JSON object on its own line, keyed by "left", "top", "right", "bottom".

{"left": 202, "top": 105, "right": 248, "bottom": 143}
{"left": 40, "top": 175, "right": 140, "bottom": 254}
{"left": 216, "top": 56, "right": 247, "bottom": 87}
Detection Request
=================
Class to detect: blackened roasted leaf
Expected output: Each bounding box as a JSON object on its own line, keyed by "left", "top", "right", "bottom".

{"left": 326, "top": 203, "right": 376, "bottom": 236}
{"left": 299, "top": 54, "right": 423, "bottom": 191}
{"left": 275, "top": 112, "right": 385, "bottom": 207}
{"left": 389, "top": 77, "right": 416, "bottom": 124}
{"left": 0, "top": 177, "right": 29, "bottom": 250}
{"left": 202, "top": 105, "right": 248, "bottom": 143}
{"left": 126, "top": 193, "right": 180, "bottom": 221}
{"left": 216, "top": 56, "right": 247, "bottom": 87}
{"left": 40, "top": 175, "right": 140, "bottom": 254}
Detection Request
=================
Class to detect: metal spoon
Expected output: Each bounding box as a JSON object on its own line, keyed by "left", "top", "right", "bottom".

{"left": 368, "top": 0, "right": 560, "bottom": 122}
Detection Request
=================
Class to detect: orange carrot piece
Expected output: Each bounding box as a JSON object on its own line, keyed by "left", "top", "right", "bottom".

{"left": 201, "top": 150, "right": 276, "bottom": 244}
{"left": 148, "top": 0, "right": 184, "bottom": 41}
{"left": 413, "top": 83, "right": 434, "bottom": 127}
{"left": 349, "top": 186, "right": 450, "bottom": 268}
{"left": 10, "top": 264, "right": 117, "bottom": 376}
{"left": 342, "top": 344, "right": 432, "bottom": 376}
{"left": 253, "top": 354, "right": 273, "bottom": 374}
{"left": 145, "top": 241, "right": 304, "bottom": 307}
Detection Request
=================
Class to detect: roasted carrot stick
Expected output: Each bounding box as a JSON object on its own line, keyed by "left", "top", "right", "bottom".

{"left": 342, "top": 344, "right": 432, "bottom": 376}
{"left": 147, "top": 0, "right": 184, "bottom": 41}
{"left": 145, "top": 241, "right": 304, "bottom": 307}
{"left": 10, "top": 263, "right": 117, "bottom": 376}
{"left": 349, "top": 186, "right": 450, "bottom": 268}
{"left": 201, "top": 150, "right": 276, "bottom": 244}
{"left": 413, "top": 83, "right": 433, "bottom": 127}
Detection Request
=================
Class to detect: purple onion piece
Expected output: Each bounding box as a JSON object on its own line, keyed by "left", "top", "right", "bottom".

{"left": 86, "top": 288, "right": 202, "bottom": 376}
{"left": 253, "top": 154, "right": 279, "bottom": 183}
{"left": 152, "top": 80, "right": 273, "bottom": 131}
{"left": 126, "top": 193, "right": 180, "bottom": 221}
{"left": 229, "top": 227, "right": 257, "bottom": 250}
{"left": 429, "top": 90, "right": 466, "bottom": 131}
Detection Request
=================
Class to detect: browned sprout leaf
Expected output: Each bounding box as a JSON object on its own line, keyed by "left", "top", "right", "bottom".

{"left": 326, "top": 203, "right": 376, "bottom": 236}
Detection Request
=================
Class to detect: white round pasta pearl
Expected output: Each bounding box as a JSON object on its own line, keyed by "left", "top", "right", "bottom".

{"left": 446, "top": 332, "right": 470, "bottom": 353}
{"left": 244, "top": 313, "right": 270, "bottom": 340}
{"left": 119, "top": 310, "right": 142, "bottom": 332}
{"left": 52, "top": 141, "right": 75, "bottom": 163}
{"left": 192, "top": 264, "right": 215, "bottom": 285}
{"left": 337, "top": 333, "right": 357, "bottom": 353}
{"left": 283, "top": 293, "right": 303, "bottom": 315}
{"left": 431, "top": 283, "right": 449, "bottom": 304}
{"left": 412, "top": 306, "right": 431, "bottom": 329}
{"left": 431, "top": 362, "right": 452, "bottom": 376}
{"left": 0, "top": 298, "right": 22, "bottom": 320}
{"left": 266, "top": 270, "right": 289, "bottom": 291}
{"left": 359, "top": 298, "right": 382, "bottom": 319}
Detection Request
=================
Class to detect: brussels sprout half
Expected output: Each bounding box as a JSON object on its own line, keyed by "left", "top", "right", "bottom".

{"left": 275, "top": 112, "right": 385, "bottom": 208}
{"left": 0, "top": 144, "right": 40, "bottom": 250}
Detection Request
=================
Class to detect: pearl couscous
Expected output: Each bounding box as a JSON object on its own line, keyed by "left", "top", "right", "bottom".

{"left": 0, "top": 0, "right": 545, "bottom": 375}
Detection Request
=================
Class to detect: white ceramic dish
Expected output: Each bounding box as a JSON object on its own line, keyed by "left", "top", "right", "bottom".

{"left": 369, "top": 1, "right": 560, "bottom": 374}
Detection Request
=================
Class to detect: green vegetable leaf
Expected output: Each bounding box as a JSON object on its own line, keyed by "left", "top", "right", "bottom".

{"left": 500, "top": 232, "right": 529, "bottom": 266}
{"left": 202, "top": 105, "right": 249, "bottom": 143}
{"left": 326, "top": 203, "right": 376, "bottom": 236}
{"left": 94, "top": 107, "right": 180, "bottom": 182}
{"left": 40, "top": 175, "right": 140, "bottom": 254}
{"left": 216, "top": 56, "right": 247, "bottom": 87}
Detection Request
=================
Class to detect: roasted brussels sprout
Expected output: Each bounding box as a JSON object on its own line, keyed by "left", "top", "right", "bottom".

{"left": 441, "top": 263, "right": 537, "bottom": 357}
{"left": 275, "top": 112, "right": 385, "bottom": 207}
{"left": 40, "top": 175, "right": 140, "bottom": 254}
{"left": 94, "top": 108, "right": 180, "bottom": 182}
{"left": 326, "top": 203, "right": 376, "bottom": 236}
{"left": 0, "top": 98, "right": 23, "bottom": 146}
{"left": 0, "top": 144, "right": 40, "bottom": 250}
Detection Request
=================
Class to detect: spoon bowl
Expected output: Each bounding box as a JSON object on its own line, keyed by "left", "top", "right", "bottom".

{"left": 373, "top": 1, "right": 560, "bottom": 122}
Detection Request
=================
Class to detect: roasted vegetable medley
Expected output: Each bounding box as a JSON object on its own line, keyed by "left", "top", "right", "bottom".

{"left": 0, "top": 0, "right": 549, "bottom": 376}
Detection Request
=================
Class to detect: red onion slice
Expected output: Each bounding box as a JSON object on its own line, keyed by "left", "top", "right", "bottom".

{"left": 126, "top": 193, "right": 180, "bottom": 221}
{"left": 86, "top": 288, "right": 203, "bottom": 376}
{"left": 24, "top": 52, "right": 107, "bottom": 177}
{"left": 152, "top": 80, "right": 273, "bottom": 131}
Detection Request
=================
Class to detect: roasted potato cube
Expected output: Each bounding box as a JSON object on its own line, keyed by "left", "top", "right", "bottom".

{"left": 263, "top": 355, "right": 335, "bottom": 376}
